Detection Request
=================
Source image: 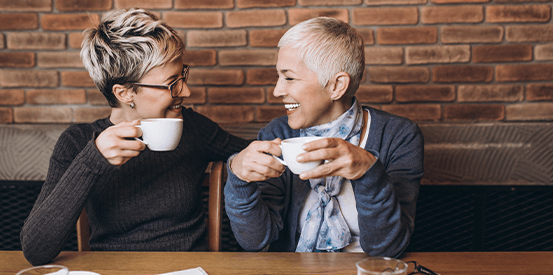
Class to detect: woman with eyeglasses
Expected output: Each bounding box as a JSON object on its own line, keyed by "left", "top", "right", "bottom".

{"left": 20, "top": 8, "right": 250, "bottom": 266}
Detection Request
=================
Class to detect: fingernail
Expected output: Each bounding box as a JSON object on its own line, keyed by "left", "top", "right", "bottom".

{"left": 296, "top": 155, "right": 304, "bottom": 162}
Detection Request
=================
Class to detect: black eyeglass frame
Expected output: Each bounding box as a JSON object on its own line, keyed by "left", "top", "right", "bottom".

{"left": 129, "top": 65, "right": 190, "bottom": 98}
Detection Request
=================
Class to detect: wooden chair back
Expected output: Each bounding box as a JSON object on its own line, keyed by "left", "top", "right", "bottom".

{"left": 76, "top": 161, "right": 226, "bottom": 252}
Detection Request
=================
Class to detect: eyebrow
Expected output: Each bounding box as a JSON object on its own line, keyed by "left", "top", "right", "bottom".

{"left": 163, "top": 66, "right": 185, "bottom": 83}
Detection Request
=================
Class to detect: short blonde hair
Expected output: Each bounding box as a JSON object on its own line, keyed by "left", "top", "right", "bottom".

{"left": 81, "top": 8, "right": 184, "bottom": 107}
{"left": 278, "top": 17, "right": 365, "bottom": 97}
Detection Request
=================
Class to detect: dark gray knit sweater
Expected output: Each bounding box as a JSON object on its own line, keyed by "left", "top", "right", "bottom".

{"left": 21, "top": 107, "right": 249, "bottom": 265}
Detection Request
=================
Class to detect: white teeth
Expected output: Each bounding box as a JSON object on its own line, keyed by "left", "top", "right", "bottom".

{"left": 169, "top": 105, "right": 182, "bottom": 110}
{"left": 285, "top": 103, "right": 300, "bottom": 111}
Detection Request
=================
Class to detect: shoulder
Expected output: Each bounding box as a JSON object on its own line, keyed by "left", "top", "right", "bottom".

{"left": 258, "top": 116, "right": 299, "bottom": 141}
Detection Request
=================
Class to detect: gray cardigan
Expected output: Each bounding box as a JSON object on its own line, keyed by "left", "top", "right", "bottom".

{"left": 224, "top": 107, "right": 423, "bottom": 257}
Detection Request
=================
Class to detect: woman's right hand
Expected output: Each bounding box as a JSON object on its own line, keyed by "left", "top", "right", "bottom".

{"left": 95, "top": 120, "right": 146, "bottom": 166}
{"left": 230, "top": 138, "right": 286, "bottom": 182}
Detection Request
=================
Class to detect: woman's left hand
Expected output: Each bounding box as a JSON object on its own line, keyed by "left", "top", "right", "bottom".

{"left": 297, "top": 138, "right": 376, "bottom": 180}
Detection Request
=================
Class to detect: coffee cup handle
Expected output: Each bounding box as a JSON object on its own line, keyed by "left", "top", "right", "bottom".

{"left": 273, "top": 144, "right": 287, "bottom": 166}
{"left": 134, "top": 125, "right": 147, "bottom": 145}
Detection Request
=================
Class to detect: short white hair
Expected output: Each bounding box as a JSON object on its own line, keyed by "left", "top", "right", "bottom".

{"left": 81, "top": 8, "right": 184, "bottom": 107}
{"left": 278, "top": 17, "right": 365, "bottom": 97}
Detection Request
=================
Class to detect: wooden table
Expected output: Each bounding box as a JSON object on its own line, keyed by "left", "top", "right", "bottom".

{"left": 2, "top": 251, "right": 553, "bottom": 275}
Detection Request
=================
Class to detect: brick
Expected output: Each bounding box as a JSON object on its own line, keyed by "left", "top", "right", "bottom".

{"left": 114, "top": 0, "right": 172, "bottom": 9}
{"left": 41, "top": 14, "right": 99, "bottom": 31}
{"left": 87, "top": 89, "right": 109, "bottom": 105}
{"left": 444, "top": 104, "right": 504, "bottom": 121}
{"left": 0, "top": 52, "right": 35, "bottom": 67}
{"left": 0, "top": 108, "right": 13, "bottom": 124}
{"left": 506, "top": 103, "right": 553, "bottom": 121}
{"left": 69, "top": 32, "right": 84, "bottom": 49}
{"left": 431, "top": 0, "right": 489, "bottom": 3}
{"left": 227, "top": 10, "right": 286, "bottom": 28}
{"left": 441, "top": 26, "right": 503, "bottom": 44}
{"left": 433, "top": 65, "right": 494, "bottom": 83}
{"left": 61, "top": 71, "right": 96, "bottom": 87}
{"left": 381, "top": 104, "right": 441, "bottom": 121}
{"left": 473, "top": 44, "right": 532, "bottom": 63}
{"left": 497, "top": 64, "right": 553, "bottom": 82}
{"left": 27, "top": 89, "right": 86, "bottom": 104}
{"left": 196, "top": 106, "right": 255, "bottom": 123}
{"left": 187, "top": 30, "right": 247, "bottom": 48}
{"left": 356, "top": 85, "right": 393, "bottom": 103}
{"left": 175, "top": 0, "right": 234, "bottom": 9}
{"left": 163, "top": 12, "right": 223, "bottom": 29}
{"left": 421, "top": 6, "right": 483, "bottom": 24}
{"left": 188, "top": 69, "right": 244, "bottom": 86}
{"left": 536, "top": 44, "right": 553, "bottom": 61}
{"left": 250, "top": 29, "right": 287, "bottom": 48}
{"left": 496, "top": 0, "right": 550, "bottom": 2}
{"left": 239, "top": 0, "right": 296, "bottom": 8}
{"left": 247, "top": 68, "right": 278, "bottom": 85}
{"left": 183, "top": 50, "right": 217, "bottom": 66}
{"left": 0, "top": 14, "right": 38, "bottom": 30}
{"left": 458, "top": 84, "right": 523, "bottom": 102}
{"left": 56, "top": 0, "right": 112, "bottom": 11}
{"left": 527, "top": 84, "right": 553, "bottom": 101}
{"left": 13, "top": 107, "right": 73, "bottom": 123}
{"left": 300, "top": 0, "right": 362, "bottom": 5}
{"left": 0, "top": 70, "right": 58, "bottom": 88}
{"left": 366, "top": 0, "right": 426, "bottom": 4}
{"left": 208, "top": 87, "right": 265, "bottom": 104}
{"left": 396, "top": 85, "right": 455, "bottom": 102}
{"left": 37, "top": 52, "right": 84, "bottom": 68}
{"left": 181, "top": 87, "right": 206, "bottom": 104}
{"left": 257, "top": 106, "right": 287, "bottom": 122}
{"left": 487, "top": 5, "right": 551, "bottom": 23}
{"left": 365, "top": 47, "right": 403, "bottom": 65}
{"left": 219, "top": 50, "right": 278, "bottom": 66}
{"left": 0, "top": 89, "right": 25, "bottom": 105}
{"left": 353, "top": 7, "right": 418, "bottom": 25}
{"left": 288, "top": 9, "right": 349, "bottom": 25}
{"left": 357, "top": 29, "right": 375, "bottom": 45}
{"left": 405, "top": 45, "right": 470, "bottom": 65}
{"left": 0, "top": 34, "right": 4, "bottom": 49}
{"left": 0, "top": 0, "right": 51, "bottom": 11}
{"left": 377, "top": 27, "right": 437, "bottom": 45}
{"left": 506, "top": 25, "right": 553, "bottom": 42}
{"left": 7, "top": 33, "right": 65, "bottom": 50}
{"left": 74, "top": 107, "right": 111, "bottom": 123}
{"left": 368, "top": 67, "right": 430, "bottom": 83}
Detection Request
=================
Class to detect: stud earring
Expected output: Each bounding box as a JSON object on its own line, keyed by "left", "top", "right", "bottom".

{"left": 130, "top": 102, "right": 135, "bottom": 109}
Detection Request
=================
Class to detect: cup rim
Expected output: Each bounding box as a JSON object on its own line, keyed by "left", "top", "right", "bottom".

{"left": 281, "top": 136, "right": 324, "bottom": 144}
{"left": 356, "top": 257, "right": 408, "bottom": 274}
{"left": 141, "top": 118, "right": 183, "bottom": 123}
{"left": 16, "top": 264, "right": 69, "bottom": 275}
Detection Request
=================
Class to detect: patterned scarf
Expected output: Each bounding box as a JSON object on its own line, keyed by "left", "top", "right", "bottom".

{"left": 296, "top": 98, "right": 363, "bottom": 252}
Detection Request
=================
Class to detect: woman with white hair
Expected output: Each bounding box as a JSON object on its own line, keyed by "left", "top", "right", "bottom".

{"left": 21, "top": 8, "right": 249, "bottom": 265}
{"left": 225, "top": 17, "right": 423, "bottom": 256}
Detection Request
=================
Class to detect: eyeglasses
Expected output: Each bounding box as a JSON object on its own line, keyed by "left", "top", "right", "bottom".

{"left": 130, "top": 65, "right": 190, "bottom": 98}
{"left": 406, "top": 261, "right": 441, "bottom": 275}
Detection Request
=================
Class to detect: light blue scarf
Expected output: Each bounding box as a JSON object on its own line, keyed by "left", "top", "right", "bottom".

{"left": 296, "top": 98, "right": 363, "bottom": 252}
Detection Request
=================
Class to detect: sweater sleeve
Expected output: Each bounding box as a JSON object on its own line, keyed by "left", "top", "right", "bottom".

{"left": 352, "top": 120, "right": 423, "bottom": 257}
{"left": 20, "top": 128, "right": 118, "bottom": 266}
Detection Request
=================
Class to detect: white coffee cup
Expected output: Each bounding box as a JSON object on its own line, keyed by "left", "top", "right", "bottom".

{"left": 273, "top": 136, "right": 325, "bottom": 174}
{"left": 135, "top": 118, "right": 183, "bottom": 151}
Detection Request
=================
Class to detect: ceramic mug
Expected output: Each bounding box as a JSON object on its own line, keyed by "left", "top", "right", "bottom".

{"left": 273, "top": 136, "right": 325, "bottom": 174}
{"left": 135, "top": 118, "right": 183, "bottom": 151}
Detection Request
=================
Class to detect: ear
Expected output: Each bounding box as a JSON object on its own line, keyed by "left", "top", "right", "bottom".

{"left": 328, "top": 72, "right": 350, "bottom": 101}
{"left": 113, "top": 84, "right": 134, "bottom": 106}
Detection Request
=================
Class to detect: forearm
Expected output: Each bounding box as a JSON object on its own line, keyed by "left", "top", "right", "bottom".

{"left": 223, "top": 167, "right": 283, "bottom": 251}
{"left": 21, "top": 141, "right": 116, "bottom": 265}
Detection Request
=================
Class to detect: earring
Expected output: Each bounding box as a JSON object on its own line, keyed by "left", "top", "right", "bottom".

{"left": 130, "top": 102, "right": 135, "bottom": 109}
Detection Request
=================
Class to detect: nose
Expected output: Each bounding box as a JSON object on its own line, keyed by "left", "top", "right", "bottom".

{"left": 177, "top": 83, "right": 191, "bottom": 98}
{"left": 273, "top": 77, "right": 287, "bottom": 98}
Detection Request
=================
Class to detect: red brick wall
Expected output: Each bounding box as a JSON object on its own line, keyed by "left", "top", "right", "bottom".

{"left": 0, "top": 0, "right": 552, "bottom": 124}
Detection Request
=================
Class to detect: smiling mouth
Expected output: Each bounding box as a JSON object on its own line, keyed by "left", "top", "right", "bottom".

{"left": 285, "top": 103, "right": 300, "bottom": 111}
{"left": 168, "top": 105, "right": 182, "bottom": 110}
